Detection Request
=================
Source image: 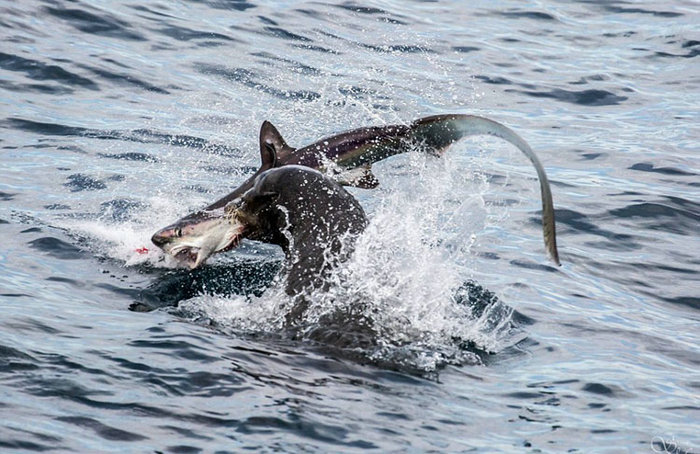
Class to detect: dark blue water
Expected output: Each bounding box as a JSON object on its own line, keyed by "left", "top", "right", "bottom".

{"left": 1, "top": 0, "right": 698, "bottom": 452}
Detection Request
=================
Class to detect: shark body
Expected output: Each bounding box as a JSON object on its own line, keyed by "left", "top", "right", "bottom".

{"left": 151, "top": 114, "right": 560, "bottom": 268}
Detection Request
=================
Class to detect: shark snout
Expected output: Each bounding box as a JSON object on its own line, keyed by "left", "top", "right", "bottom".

{"left": 151, "top": 230, "right": 170, "bottom": 248}
{"left": 151, "top": 228, "right": 175, "bottom": 248}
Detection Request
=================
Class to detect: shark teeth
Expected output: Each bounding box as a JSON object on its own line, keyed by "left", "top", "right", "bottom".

{"left": 168, "top": 245, "right": 200, "bottom": 268}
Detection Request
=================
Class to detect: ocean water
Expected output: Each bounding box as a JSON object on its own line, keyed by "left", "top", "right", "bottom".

{"left": 1, "top": 0, "right": 698, "bottom": 452}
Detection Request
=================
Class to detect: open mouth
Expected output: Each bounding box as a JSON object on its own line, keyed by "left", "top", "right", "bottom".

{"left": 166, "top": 244, "right": 201, "bottom": 269}
{"left": 152, "top": 211, "right": 249, "bottom": 270}
{"left": 168, "top": 230, "right": 244, "bottom": 269}
{"left": 174, "top": 247, "right": 200, "bottom": 267}
{"left": 219, "top": 237, "right": 241, "bottom": 254}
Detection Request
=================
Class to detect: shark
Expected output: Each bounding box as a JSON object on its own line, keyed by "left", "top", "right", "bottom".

{"left": 151, "top": 114, "right": 560, "bottom": 268}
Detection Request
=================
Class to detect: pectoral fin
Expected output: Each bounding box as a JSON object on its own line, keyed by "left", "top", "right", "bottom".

{"left": 330, "top": 164, "right": 379, "bottom": 189}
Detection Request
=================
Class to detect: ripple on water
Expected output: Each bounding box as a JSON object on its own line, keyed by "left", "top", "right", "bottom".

{"left": 194, "top": 63, "right": 321, "bottom": 101}
{"left": 64, "top": 174, "right": 108, "bottom": 192}
{"left": 608, "top": 196, "right": 700, "bottom": 235}
{"left": 0, "top": 52, "right": 99, "bottom": 90}
{"left": 629, "top": 162, "right": 697, "bottom": 177}
{"left": 515, "top": 88, "right": 628, "bottom": 106}
{"left": 2, "top": 118, "right": 242, "bottom": 157}
{"left": 1, "top": 0, "right": 699, "bottom": 451}
{"left": 76, "top": 64, "right": 170, "bottom": 94}
{"left": 42, "top": 6, "right": 145, "bottom": 41}
{"left": 28, "top": 237, "right": 88, "bottom": 260}
{"left": 98, "top": 152, "right": 160, "bottom": 163}
{"left": 55, "top": 416, "right": 147, "bottom": 442}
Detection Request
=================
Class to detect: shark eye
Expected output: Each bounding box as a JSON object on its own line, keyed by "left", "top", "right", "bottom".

{"left": 175, "top": 228, "right": 182, "bottom": 237}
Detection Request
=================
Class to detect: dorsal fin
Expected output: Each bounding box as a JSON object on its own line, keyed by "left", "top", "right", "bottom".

{"left": 259, "top": 121, "right": 295, "bottom": 168}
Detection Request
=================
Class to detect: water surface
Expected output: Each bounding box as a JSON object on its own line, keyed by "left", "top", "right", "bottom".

{"left": 1, "top": 0, "right": 698, "bottom": 452}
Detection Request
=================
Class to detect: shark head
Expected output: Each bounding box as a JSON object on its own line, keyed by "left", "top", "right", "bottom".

{"left": 150, "top": 208, "right": 247, "bottom": 269}
{"left": 150, "top": 121, "right": 292, "bottom": 268}
{"left": 150, "top": 170, "right": 287, "bottom": 269}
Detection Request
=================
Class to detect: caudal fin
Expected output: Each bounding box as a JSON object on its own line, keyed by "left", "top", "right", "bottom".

{"left": 410, "top": 114, "right": 560, "bottom": 266}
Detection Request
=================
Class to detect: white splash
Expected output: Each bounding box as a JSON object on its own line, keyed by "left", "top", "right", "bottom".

{"left": 178, "top": 283, "right": 289, "bottom": 333}
{"left": 58, "top": 195, "right": 199, "bottom": 269}
{"left": 178, "top": 148, "right": 520, "bottom": 371}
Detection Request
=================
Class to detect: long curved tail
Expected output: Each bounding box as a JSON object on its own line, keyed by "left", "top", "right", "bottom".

{"left": 409, "top": 114, "right": 560, "bottom": 266}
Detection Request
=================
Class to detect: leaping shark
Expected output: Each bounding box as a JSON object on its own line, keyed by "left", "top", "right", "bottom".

{"left": 151, "top": 114, "right": 560, "bottom": 268}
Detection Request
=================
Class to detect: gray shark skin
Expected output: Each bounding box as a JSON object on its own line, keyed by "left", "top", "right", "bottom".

{"left": 151, "top": 114, "right": 560, "bottom": 268}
